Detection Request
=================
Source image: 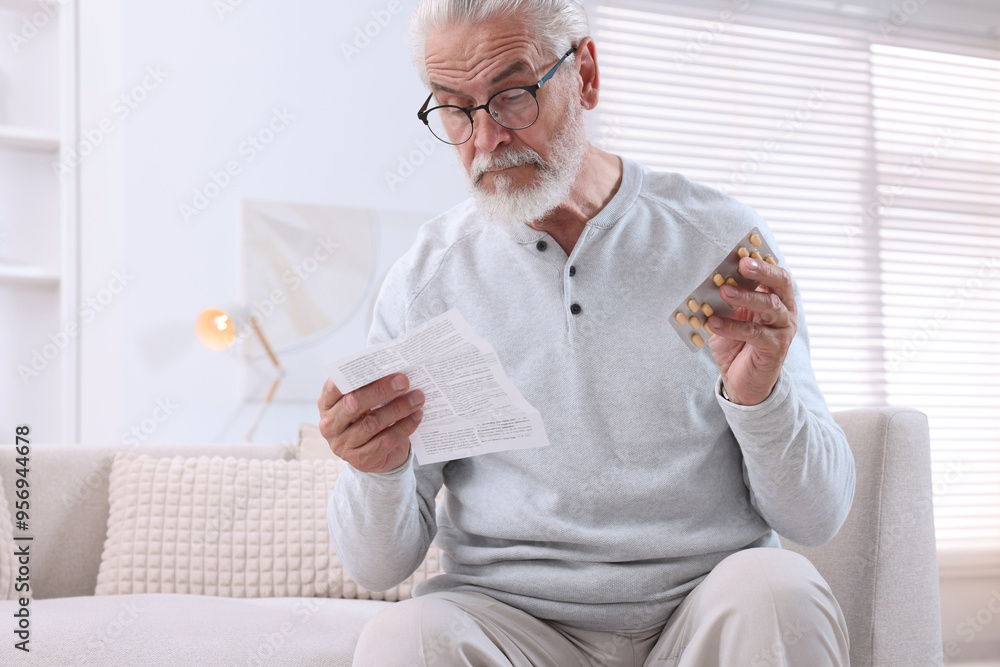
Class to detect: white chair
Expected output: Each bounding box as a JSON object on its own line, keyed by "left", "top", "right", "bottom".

{"left": 781, "top": 407, "right": 943, "bottom": 667}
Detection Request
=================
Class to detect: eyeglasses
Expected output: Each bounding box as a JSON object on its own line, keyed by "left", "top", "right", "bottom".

{"left": 417, "top": 46, "right": 576, "bottom": 145}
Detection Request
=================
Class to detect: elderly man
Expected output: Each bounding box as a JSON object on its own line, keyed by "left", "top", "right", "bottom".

{"left": 318, "top": 0, "right": 855, "bottom": 664}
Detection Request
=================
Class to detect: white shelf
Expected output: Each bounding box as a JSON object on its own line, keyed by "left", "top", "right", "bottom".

{"left": 0, "top": 125, "right": 59, "bottom": 152}
{"left": 0, "top": 264, "right": 60, "bottom": 287}
{"left": 0, "top": 0, "right": 78, "bottom": 443}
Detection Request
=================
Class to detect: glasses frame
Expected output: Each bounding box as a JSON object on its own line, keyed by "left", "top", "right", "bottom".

{"left": 417, "top": 46, "right": 577, "bottom": 145}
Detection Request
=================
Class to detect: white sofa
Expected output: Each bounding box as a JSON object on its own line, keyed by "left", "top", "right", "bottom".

{"left": 0, "top": 407, "right": 943, "bottom": 666}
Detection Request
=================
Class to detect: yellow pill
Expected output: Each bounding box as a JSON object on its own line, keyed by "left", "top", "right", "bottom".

{"left": 737, "top": 246, "right": 749, "bottom": 258}
{"left": 712, "top": 273, "right": 725, "bottom": 287}
{"left": 764, "top": 255, "right": 777, "bottom": 265}
{"left": 689, "top": 315, "right": 702, "bottom": 329}
{"left": 675, "top": 311, "right": 688, "bottom": 326}
{"left": 726, "top": 277, "right": 738, "bottom": 287}
{"left": 750, "top": 251, "right": 762, "bottom": 260}
{"left": 749, "top": 233, "right": 762, "bottom": 247}
{"left": 690, "top": 333, "right": 705, "bottom": 348}
{"left": 704, "top": 321, "right": 714, "bottom": 335}
{"left": 687, "top": 298, "right": 700, "bottom": 313}
{"left": 701, "top": 303, "right": 714, "bottom": 317}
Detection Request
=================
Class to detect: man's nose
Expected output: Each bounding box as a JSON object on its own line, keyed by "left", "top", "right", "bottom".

{"left": 471, "top": 107, "right": 512, "bottom": 154}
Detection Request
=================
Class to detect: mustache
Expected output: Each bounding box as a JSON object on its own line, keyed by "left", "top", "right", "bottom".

{"left": 472, "top": 148, "right": 549, "bottom": 186}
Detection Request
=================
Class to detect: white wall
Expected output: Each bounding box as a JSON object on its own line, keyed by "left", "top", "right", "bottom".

{"left": 78, "top": 0, "right": 468, "bottom": 445}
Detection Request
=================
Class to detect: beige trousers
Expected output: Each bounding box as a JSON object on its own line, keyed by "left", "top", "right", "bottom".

{"left": 354, "top": 548, "right": 850, "bottom": 666}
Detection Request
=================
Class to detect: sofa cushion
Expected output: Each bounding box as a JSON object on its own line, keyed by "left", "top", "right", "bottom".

{"left": 0, "top": 474, "right": 17, "bottom": 600}
{"left": 96, "top": 454, "right": 444, "bottom": 601}
{"left": 297, "top": 423, "right": 337, "bottom": 462}
{"left": 0, "top": 594, "right": 391, "bottom": 666}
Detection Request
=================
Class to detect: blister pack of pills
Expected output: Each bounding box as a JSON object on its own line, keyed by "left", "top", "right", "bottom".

{"left": 669, "top": 227, "right": 779, "bottom": 351}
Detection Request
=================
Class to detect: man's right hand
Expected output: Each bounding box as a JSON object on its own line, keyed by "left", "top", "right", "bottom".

{"left": 317, "top": 373, "right": 424, "bottom": 473}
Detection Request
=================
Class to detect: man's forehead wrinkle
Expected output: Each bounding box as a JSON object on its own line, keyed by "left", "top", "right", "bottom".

{"left": 425, "top": 31, "right": 544, "bottom": 95}
{"left": 489, "top": 59, "right": 531, "bottom": 85}
{"left": 426, "top": 56, "right": 532, "bottom": 93}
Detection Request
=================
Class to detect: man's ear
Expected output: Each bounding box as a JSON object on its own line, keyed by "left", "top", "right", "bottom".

{"left": 576, "top": 37, "right": 600, "bottom": 110}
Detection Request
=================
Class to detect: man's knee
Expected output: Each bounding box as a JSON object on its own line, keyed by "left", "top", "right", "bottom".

{"left": 690, "top": 547, "right": 843, "bottom": 633}
{"left": 719, "top": 548, "right": 848, "bottom": 667}
{"left": 355, "top": 595, "right": 481, "bottom": 664}
{"left": 708, "top": 548, "right": 848, "bottom": 664}
{"left": 714, "top": 548, "right": 825, "bottom": 598}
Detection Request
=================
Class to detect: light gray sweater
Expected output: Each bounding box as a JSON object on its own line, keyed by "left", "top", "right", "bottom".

{"left": 328, "top": 156, "right": 855, "bottom": 632}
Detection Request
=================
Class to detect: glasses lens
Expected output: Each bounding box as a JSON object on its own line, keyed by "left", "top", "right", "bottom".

{"left": 424, "top": 106, "right": 472, "bottom": 145}
{"left": 489, "top": 89, "right": 539, "bottom": 130}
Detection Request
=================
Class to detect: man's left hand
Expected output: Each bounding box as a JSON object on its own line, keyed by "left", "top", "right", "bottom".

{"left": 706, "top": 256, "right": 798, "bottom": 405}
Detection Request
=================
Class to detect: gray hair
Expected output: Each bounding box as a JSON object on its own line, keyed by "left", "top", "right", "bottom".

{"left": 409, "top": 0, "right": 590, "bottom": 86}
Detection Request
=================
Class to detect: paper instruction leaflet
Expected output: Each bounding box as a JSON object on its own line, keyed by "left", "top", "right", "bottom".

{"left": 325, "top": 309, "right": 550, "bottom": 465}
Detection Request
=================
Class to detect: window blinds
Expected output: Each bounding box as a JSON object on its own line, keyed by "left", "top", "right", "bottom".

{"left": 591, "top": 0, "right": 1000, "bottom": 571}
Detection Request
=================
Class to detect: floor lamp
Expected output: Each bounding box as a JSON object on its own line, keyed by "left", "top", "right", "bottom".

{"left": 194, "top": 307, "right": 285, "bottom": 441}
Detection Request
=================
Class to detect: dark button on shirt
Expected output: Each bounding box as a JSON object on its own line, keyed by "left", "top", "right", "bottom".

{"left": 570, "top": 303, "right": 582, "bottom": 315}
{"left": 569, "top": 266, "right": 576, "bottom": 277}
{"left": 536, "top": 240, "right": 547, "bottom": 252}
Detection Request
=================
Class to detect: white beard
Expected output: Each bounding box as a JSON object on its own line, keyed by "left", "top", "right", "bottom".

{"left": 465, "top": 93, "right": 589, "bottom": 230}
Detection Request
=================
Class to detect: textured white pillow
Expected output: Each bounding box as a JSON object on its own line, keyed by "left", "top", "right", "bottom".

{"left": 96, "top": 453, "right": 443, "bottom": 601}
{"left": 0, "top": 475, "right": 18, "bottom": 600}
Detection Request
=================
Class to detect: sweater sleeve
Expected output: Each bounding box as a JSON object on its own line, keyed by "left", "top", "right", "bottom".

{"left": 716, "top": 301, "right": 856, "bottom": 547}
{"left": 326, "top": 257, "right": 445, "bottom": 591}
{"left": 327, "top": 453, "right": 444, "bottom": 591}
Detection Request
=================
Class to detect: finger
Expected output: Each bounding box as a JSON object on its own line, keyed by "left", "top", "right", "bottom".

{"left": 707, "top": 325, "right": 743, "bottom": 369}
{"left": 350, "top": 410, "right": 423, "bottom": 473}
{"left": 737, "top": 257, "right": 797, "bottom": 317}
{"left": 730, "top": 305, "right": 752, "bottom": 322}
{"left": 707, "top": 314, "right": 782, "bottom": 354}
{"left": 343, "top": 390, "right": 425, "bottom": 452}
{"left": 332, "top": 373, "right": 412, "bottom": 438}
{"left": 719, "top": 284, "right": 791, "bottom": 328}
{"left": 318, "top": 378, "right": 344, "bottom": 413}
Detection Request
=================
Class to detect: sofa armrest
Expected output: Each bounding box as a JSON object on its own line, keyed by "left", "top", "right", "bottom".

{"left": 780, "top": 406, "right": 943, "bottom": 667}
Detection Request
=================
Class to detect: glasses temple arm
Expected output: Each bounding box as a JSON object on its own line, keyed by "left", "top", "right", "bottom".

{"left": 417, "top": 92, "right": 433, "bottom": 120}
{"left": 536, "top": 46, "right": 576, "bottom": 89}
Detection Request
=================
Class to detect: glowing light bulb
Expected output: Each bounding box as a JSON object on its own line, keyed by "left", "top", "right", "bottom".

{"left": 195, "top": 308, "right": 238, "bottom": 351}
